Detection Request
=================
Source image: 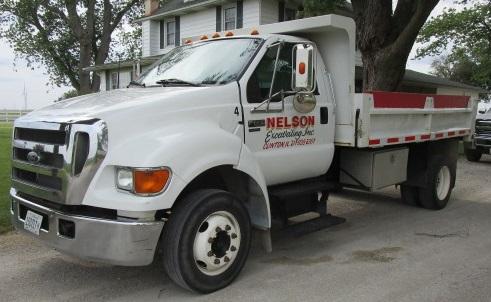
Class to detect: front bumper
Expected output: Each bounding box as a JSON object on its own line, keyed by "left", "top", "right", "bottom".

{"left": 10, "top": 190, "right": 164, "bottom": 266}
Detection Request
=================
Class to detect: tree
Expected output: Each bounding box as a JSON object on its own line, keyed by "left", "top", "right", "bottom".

{"left": 302, "top": 0, "right": 347, "bottom": 17}
{"left": 0, "top": 0, "right": 143, "bottom": 95}
{"left": 351, "top": 0, "right": 440, "bottom": 91}
{"left": 416, "top": 1, "right": 491, "bottom": 91}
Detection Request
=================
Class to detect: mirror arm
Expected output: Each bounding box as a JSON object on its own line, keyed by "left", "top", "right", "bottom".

{"left": 267, "top": 43, "right": 283, "bottom": 111}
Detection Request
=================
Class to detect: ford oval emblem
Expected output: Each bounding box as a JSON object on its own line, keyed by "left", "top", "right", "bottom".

{"left": 27, "top": 151, "right": 41, "bottom": 164}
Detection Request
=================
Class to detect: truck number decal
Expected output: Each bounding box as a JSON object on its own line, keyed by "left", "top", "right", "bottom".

{"left": 234, "top": 107, "right": 240, "bottom": 116}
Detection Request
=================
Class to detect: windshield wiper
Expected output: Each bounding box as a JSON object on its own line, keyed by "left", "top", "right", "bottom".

{"left": 127, "top": 81, "right": 145, "bottom": 88}
{"left": 156, "top": 78, "right": 201, "bottom": 87}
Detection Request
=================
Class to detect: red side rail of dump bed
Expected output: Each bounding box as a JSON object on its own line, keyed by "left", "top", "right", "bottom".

{"left": 353, "top": 91, "right": 476, "bottom": 148}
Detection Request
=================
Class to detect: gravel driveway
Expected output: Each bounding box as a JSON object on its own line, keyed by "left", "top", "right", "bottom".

{"left": 1, "top": 156, "right": 491, "bottom": 302}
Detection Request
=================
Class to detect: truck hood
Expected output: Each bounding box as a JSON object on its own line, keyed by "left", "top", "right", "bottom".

{"left": 23, "top": 87, "right": 204, "bottom": 122}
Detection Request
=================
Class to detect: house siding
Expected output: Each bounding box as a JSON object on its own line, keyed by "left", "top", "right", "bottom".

{"left": 243, "top": 0, "right": 260, "bottom": 28}
{"left": 181, "top": 8, "right": 217, "bottom": 40}
{"left": 260, "top": 0, "right": 279, "bottom": 24}
{"left": 142, "top": 20, "right": 160, "bottom": 57}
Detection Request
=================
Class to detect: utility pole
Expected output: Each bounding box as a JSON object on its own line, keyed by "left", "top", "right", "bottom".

{"left": 23, "top": 82, "right": 28, "bottom": 111}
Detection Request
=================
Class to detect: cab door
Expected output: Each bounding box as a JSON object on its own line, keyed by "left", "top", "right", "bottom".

{"left": 238, "top": 38, "right": 335, "bottom": 186}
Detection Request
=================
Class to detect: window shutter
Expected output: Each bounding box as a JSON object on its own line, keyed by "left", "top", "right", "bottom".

{"left": 278, "top": 1, "right": 285, "bottom": 22}
{"left": 175, "top": 16, "right": 180, "bottom": 46}
{"left": 236, "top": 0, "right": 243, "bottom": 29}
{"left": 216, "top": 6, "right": 222, "bottom": 32}
{"left": 159, "top": 20, "right": 165, "bottom": 49}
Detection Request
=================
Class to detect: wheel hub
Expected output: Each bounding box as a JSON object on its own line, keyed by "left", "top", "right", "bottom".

{"left": 193, "top": 211, "right": 241, "bottom": 276}
{"left": 436, "top": 165, "right": 451, "bottom": 200}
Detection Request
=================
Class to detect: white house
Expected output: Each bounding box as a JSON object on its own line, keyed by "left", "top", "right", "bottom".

{"left": 86, "top": 0, "right": 303, "bottom": 90}
{"left": 86, "top": 0, "right": 485, "bottom": 99}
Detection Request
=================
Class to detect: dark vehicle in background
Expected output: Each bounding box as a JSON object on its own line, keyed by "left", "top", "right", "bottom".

{"left": 465, "top": 108, "right": 491, "bottom": 162}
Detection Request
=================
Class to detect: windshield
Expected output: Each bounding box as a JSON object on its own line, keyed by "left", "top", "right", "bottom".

{"left": 136, "top": 38, "right": 262, "bottom": 86}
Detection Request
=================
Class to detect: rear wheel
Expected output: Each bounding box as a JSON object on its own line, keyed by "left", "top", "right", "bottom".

{"left": 162, "top": 189, "right": 251, "bottom": 293}
{"left": 400, "top": 185, "right": 420, "bottom": 207}
{"left": 419, "top": 157, "right": 455, "bottom": 210}
{"left": 465, "top": 148, "right": 482, "bottom": 162}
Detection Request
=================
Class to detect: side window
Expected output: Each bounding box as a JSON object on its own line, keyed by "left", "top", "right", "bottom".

{"left": 247, "top": 43, "right": 294, "bottom": 103}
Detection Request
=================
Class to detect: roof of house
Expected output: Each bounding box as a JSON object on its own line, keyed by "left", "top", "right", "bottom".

{"left": 404, "top": 69, "right": 487, "bottom": 93}
{"left": 136, "top": 0, "right": 220, "bottom": 22}
{"left": 83, "top": 56, "right": 161, "bottom": 72}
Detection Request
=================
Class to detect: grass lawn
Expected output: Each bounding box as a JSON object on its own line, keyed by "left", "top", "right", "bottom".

{"left": 0, "top": 122, "right": 12, "bottom": 234}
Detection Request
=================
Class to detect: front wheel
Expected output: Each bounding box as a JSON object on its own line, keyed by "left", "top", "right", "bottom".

{"left": 464, "top": 148, "right": 482, "bottom": 162}
{"left": 162, "top": 189, "right": 251, "bottom": 293}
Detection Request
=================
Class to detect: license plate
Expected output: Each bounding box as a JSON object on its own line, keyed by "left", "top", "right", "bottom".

{"left": 24, "top": 210, "right": 43, "bottom": 235}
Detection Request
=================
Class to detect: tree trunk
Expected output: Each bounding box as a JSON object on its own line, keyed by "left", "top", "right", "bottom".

{"left": 352, "top": 0, "right": 440, "bottom": 92}
{"left": 78, "top": 40, "right": 94, "bottom": 95}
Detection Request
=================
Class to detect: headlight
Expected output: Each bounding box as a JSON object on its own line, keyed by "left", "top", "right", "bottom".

{"left": 116, "top": 167, "right": 171, "bottom": 196}
{"left": 116, "top": 168, "right": 134, "bottom": 191}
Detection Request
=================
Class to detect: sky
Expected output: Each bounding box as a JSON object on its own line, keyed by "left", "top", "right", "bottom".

{"left": 0, "top": 0, "right": 463, "bottom": 110}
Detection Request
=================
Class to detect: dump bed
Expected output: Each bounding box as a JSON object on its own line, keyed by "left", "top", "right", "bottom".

{"left": 339, "top": 91, "right": 477, "bottom": 148}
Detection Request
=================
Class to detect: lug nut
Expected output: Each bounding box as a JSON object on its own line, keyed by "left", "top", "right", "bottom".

{"left": 207, "top": 251, "right": 213, "bottom": 257}
{"left": 208, "top": 237, "right": 214, "bottom": 243}
{"left": 214, "top": 259, "right": 220, "bottom": 265}
{"left": 230, "top": 246, "right": 237, "bottom": 252}
{"left": 215, "top": 227, "right": 222, "bottom": 232}
{"left": 225, "top": 225, "right": 231, "bottom": 231}
{"left": 224, "top": 256, "right": 230, "bottom": 263}
{"left": 231, "top": 233, "right": 237, "bottom": 239}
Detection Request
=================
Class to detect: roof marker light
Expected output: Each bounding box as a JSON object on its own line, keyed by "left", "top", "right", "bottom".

{"left": 250, "top": 29, "right": 259, "bottom": 35}
{"left": 225, "top": 31, "right": 234, "bottom": 37}
{"left": 185, "top": 39, "right": 193, "bottom": 45}
{"left": 200, "top": 35, "right": 208, "bottom": 40}
{"left": 212, "top": 32, "right": 220, "bottom": 38}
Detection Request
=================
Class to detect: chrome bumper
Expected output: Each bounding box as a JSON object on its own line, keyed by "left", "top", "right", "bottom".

{"left": 10, "top": 190, "right": 164, "bottom": 266}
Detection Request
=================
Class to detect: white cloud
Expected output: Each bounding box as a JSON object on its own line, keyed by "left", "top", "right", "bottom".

{"left": 0, "top": 40, "right": 70, "bottom": 110}
{"left": 407, "top": 0, "right": 469, "bottom": 74}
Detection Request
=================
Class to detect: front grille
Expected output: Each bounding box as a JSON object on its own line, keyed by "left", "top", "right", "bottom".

{"left": 15, "top": 127, "right": 67, "bottom": 145}
{"left": 13, "top": 147, "right": 64, "bottom": 168}
{"left": 476, "top": 120, "right": 491, "bottom": 137}
{"left": 11, "top": 119, "right": 108, "bottom": 205}
{"left": 13, "top": 168, "right": 63, "bottom": 191}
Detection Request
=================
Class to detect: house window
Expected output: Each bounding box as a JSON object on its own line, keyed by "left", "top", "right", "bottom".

{"left": 224, "top": 6, "right": 236, "bottom": 30}
{"left": 111, "top": 72, "right": 119, "bottom": 90}
{"left": 167, "top": 21, "right": 176, "bottom": 46}
{"left": 284, "top": 8, "right": 296, "bottom": 21}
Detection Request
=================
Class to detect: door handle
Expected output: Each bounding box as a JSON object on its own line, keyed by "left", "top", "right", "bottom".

{"left": 320, "top": 107, "right": 328, "bottom": 124}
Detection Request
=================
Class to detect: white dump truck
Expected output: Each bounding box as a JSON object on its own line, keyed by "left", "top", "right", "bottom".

{"left": 10, "top": 15, "right": 477, "bottom": 293}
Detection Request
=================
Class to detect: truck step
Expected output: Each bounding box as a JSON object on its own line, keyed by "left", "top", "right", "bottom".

{"left": 274, "top": 214, "right": 346, "bottom": 238}
{"left": 268, "top": 178, "right": 340, "bottom": 200}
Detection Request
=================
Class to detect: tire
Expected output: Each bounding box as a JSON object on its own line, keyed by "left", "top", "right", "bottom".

{"left": 162, "top": 189, "right": 251, "bottom": 293}
{"left": 418, "top": 156, "right": 455, "bottom": 210}
{"left": 400, "top": 184, "right": 420, "bottom": 207}
{"left": 465, "top": 148, "right": 482, "bottom": 162}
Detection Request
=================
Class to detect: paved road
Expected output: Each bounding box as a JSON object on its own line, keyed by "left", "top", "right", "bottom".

{"left": 1, "top": 156, "right": 491, "bottom": 302}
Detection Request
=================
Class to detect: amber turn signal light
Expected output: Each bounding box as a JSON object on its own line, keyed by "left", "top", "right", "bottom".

{"left": 134, "top": 169, "right": 171, "bottom": 195}
{"left": 298, "top": 62, "right": 306, "bottom": 75}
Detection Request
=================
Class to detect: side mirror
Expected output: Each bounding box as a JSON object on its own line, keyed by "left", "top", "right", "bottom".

{"left": 292, "top": 43, "right": 315, "bottom": 92}
{"left": 293, "top": 92, "right": 316, "bottom": 113}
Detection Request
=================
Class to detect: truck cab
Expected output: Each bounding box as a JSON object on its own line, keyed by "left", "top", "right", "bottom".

{"left": 10, "top": 15, "right": 477, "bottom": 293}
{"left": 465, "top": 107, "right": 491, "bottom": 161}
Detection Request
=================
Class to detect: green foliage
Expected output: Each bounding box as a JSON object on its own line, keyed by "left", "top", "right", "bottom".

{"left": 417, "top": 1, "right": 491, "bottom": 91}
{"left": 302, "top": 0, "right": 347, "bottom": 17}
{"left": 0, "top": 123, "right": 12, "bottom": 234}
{"left": 57, "top": 89, "right": 79, "bottom": 101}
{"left": 0, "top": 0, "right": 143, "bottom": 94}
